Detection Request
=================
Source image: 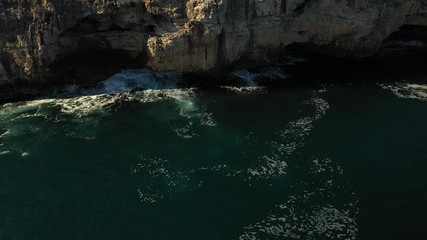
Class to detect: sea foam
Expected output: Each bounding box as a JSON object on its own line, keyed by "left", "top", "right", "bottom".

{"left": 223, "top": 68, "right": 287, "bottom": 95}
{"left": 240, "top": 156, "right": 358, "bottom": 240}
{"left": 379, "top": 83, "right": 427, "bottom": 101}
{"left": 0, "top": 69, "right": 195, "bottom": 118}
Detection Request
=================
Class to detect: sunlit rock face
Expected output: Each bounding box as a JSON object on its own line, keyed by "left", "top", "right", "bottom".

{"left": 0, "top": 0, "right": 426, "bottom": 84}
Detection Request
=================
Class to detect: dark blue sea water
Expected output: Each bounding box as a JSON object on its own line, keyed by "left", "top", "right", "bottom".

{"left": 0, "top": 65, "right": 426, "bottom": 239}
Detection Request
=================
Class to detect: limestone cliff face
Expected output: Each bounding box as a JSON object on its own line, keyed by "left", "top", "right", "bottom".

{"left": 0, "top": 0, "right": 426, "bottom": 85}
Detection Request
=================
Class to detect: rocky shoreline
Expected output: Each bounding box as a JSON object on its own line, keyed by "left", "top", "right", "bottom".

{"left": 1, "top": 0, "right": 427, "bottom": 87}
{"left": 1, "top": 38, "right": 426, "bottom": 103}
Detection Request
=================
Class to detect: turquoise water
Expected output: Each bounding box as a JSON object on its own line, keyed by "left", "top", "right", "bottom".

{"left": 0, "top": 69, "right": 426, "bottom": 239}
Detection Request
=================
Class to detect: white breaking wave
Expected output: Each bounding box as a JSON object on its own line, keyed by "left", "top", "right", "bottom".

{"left": 224, "top": 67, "right": 287, "bottom": 95}
{"left": 225, "top": 70, "right": 265, "bottom": 95}
{"left": 0, "top": 69, "right": 198, "bottom": 118}
{"left": 101, "top": 69, "right": 181, "bottom": 94}
{"left": 0, "top": 69, "right": 218, "bottom": 143}
{"left": 379, "top": 83, "right": 427, "bottom": 101}
{"left": 51, "top": 88, "right": 197, "bottom": 118}
{"left": 56, "top": 94, "right": 124, "bottom": 117}
{"left": 231, "top": 70, "right": 257, "bottom": 86}
{"left": 48, "top": 69, "right": 188, "bottom": 117}
{"left": 3, "top": 93, "right": 128, "bottom": 118}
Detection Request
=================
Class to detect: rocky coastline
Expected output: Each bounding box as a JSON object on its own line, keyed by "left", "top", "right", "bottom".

{"left": 0, "top": 0, "right": 426, "bottom": 90}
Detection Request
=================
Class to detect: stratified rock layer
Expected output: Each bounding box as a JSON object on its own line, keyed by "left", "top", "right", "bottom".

{"left": 1, "top": 0, "right": 426, "bottom": 84}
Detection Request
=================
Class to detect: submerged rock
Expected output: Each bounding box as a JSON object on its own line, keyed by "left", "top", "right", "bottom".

{"left": 0, "top": 0, "right": 426, "bottom": 84}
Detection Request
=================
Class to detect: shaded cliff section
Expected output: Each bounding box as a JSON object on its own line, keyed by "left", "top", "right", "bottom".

{"left": 0, "top": 0, "right": 427, "bottom": 86}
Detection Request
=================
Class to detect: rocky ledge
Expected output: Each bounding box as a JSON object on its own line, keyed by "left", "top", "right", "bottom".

{"left": 0, "top": 0, "right": 426, "bottom": 85}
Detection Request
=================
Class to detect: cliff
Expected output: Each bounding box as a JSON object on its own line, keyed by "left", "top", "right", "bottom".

{"left": 1, "top": 0, "right": 426, "bottom": 85}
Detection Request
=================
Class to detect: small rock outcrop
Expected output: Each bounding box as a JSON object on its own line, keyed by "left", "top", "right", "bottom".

{"left": 0, "top": 0, "right": 426, "bottom": 85}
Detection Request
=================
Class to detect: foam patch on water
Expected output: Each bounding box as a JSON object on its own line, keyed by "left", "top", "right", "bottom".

{"left": 245, "top": 88, "right": 330, "bottom": 180}
{"left": 21, "top": 152, "right": 30, "bottom": 157}
{"left": 0, "top": 150, "right": 10, "bottom": 156}
{"left": 131, "top": 156, "right": 196, "bottom": 204}
{"left": 57, "top": 94, "right": 123, "bottom": 117}
{"left": 131, "top": 157, "right": 171, "bottom": 203}
{"left": 247, "top": 155, "right": 288, "bottom": 177}
{"left": 0, "top": 129, "right": 10, "bottom": 138}
{"left": 310, "top": 96, "right": 330, "bottom": 119}
{"left": 278, "top": 90, "right": 330, "bottom": 148}
{"left": 198, "top": 111, "right": 217, "bottom": 127}
{"left": 240, "top": 206, "right": 357, "bottom": 240}
{"left": 379, "top": 83, "right": 427, "bottom": 101}
{"left": 172, "top": 122, "right": 199, "bottom": 139}
{"left": 240, "top": 156, "right": 358, "bottom": 240}
{"left": 222, "top": 86, "right": 267, "bottom": 95}
{"left": 0, "top": 99, "right": 52, "bottom": 120}
{"left": 65, "top": 118, "right": 102, "bottom": 140}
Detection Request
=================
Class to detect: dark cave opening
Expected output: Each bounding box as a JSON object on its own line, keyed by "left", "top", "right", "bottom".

{"left": 49, "top": 50, "right": 146, "bottom": 86}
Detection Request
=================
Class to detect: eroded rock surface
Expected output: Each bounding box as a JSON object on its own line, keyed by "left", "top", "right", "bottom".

{"left": 0, "top": 0, "right": 426, "bottom": 84}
